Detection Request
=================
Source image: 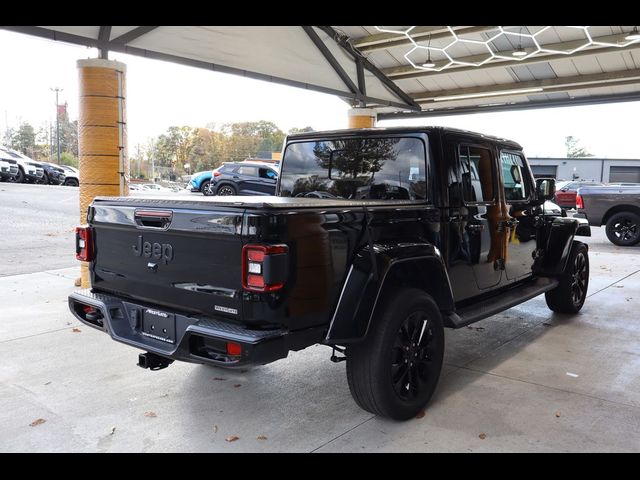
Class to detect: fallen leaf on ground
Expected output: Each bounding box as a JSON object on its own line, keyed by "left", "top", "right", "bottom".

{"left": 233, "top": 384, "right": 242, "bottom": 388}
{"left": 478, "top": 432, "right": 486, "bottom": 440}
{"left": 213, "top": 425, "right": 218, "bottom": 433}
{"left": 44, "top": 381, "right": 51, "bottom": 386}
{"left": 225, "top": 435, "right": 239, "bottom": 442}
{"left": 72, "top": 328, "right": 81, "bottom": 333}
{"left": 144, "top": 411, "right": 157, "bottom": 418}
{"left": 467, "top": 326, "right": 473, "bottom": 330}
{"left": 555, "top": 411, "right": 561, "bottom": 418}
{"left": 213, "top": 377, "right": 226, "bottom": 381}
{"left": 110, "top": 426, "right": 116, "bottom": 435}
{"left": 257, "top": 435, "right": 268, "bottom": 440}
{"left": 46, "top": 233, "right": 57, "bottom": 237}
{"left": 415, "top": 410, "right": 426, "bottom": 419}
{"left": 30, "top": 418, "right": 46, "bottom": 427}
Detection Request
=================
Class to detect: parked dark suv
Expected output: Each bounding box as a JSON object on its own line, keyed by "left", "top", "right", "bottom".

{"left": 39, "top": 162, "right": 66, "bottom": 185}
{"left": 205, "top": 161, "right": 278, "bottom": 196}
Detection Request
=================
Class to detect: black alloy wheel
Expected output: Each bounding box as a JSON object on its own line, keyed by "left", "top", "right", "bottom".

{"left": 569, "top": 250, "right": 588, "bottom": 306}
{"left": 545, "top": 241, "right": 589, "bottom": 314}
{"left": 391, "top": 312, "right": 439, "bottom": 402}
{"left": 346, "top": 289, "right": 445, "bottom": 420}
{"left": 217, "top": 185, "right": 236, "bottom": 196}
{"left": 606, "top": 212, "right": 640, "bottom": 246}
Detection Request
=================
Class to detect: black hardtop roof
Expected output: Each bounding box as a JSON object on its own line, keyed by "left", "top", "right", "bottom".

{"left": 286, "top": 126, "right": 522, "bottom": 150}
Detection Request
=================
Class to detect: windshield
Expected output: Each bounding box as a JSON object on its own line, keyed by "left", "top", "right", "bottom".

{"left": 279, "top": 137, "right": 427, "bottom": 201}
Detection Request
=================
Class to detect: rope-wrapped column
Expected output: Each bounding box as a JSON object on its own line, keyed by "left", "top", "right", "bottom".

{"left": 347, "top": 107, "right": 377, "bottom": 128}
{"left": 77, "top": 59, "right": 128, "bottom": 287}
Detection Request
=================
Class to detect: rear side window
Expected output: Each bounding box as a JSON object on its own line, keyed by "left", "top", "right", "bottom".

{"left": 280, "top": 137, "right": 427, "bottom": 201}
{"left": 459, "top": 145, "right": 496, "bottom": 204}
{"left": 500, "top": 151, "right": 532, "bottom": 202}
{"left": 238, "top": 166, "right": 258, "bottom": 176}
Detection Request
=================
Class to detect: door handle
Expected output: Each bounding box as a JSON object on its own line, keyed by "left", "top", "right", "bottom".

{"left": 465, "top": 223, "right": 485, "bottom": 233}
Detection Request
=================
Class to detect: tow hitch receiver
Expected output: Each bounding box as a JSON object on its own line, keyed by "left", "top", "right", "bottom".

{"left": 138, "top": 352, "right": 174, "bottom": 371}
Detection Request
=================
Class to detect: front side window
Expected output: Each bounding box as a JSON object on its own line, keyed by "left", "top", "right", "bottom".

{"left": 260, "top": 168, "right": 277, "bottom": 179}
{"left": 459, "top": 145, "right": 496, "bottom": 205}
{"left": 279, "top": 137, "right": 427, "bottom": 201}
{"left": 500, "top": 152, "right": 531, "bottom": 202}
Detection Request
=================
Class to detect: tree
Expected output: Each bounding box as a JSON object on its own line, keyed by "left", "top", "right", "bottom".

{"left": 288, "top": 126, "right": 314, "bottom": 134}
{"left": 221, "top": 121, "right": 285, "bottom": 159}
{"left": 10, "top": 122, "right": 36, "bottom": 156}
{"left": 60, "top": 152, "right": 78, "bottom": 168}
{"left": 565, "top": 136, "right": 593, "bottom": 158}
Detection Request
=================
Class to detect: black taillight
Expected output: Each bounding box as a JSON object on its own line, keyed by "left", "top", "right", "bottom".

{"left": 75, "top": 226, "right": 94, "bottom": 262}
{"left": 242, "top": 244, "right": 288, "bottom": 292}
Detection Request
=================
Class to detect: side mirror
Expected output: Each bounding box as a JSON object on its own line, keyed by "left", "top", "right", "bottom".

{"left": 536, "top": 178, "right": 556, "bottom": 202}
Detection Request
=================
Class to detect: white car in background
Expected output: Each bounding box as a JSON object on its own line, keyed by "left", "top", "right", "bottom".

{"left": 0, "top": 146, "right": 45, "bottom": 183}
{"left": 0, "top": 158, "right": 18, "bottom": 181}
{"left": 60, "top": 165, "right": 79, "bottom": 187}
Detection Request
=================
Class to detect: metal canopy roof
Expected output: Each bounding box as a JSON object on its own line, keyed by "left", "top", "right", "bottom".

{"left": 4, "top": 26, "right": 640, "bottom": 119}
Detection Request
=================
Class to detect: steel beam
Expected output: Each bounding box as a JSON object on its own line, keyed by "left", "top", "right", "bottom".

{"left": 317, "top": 25, "right": 421, "bottom": 110}
{"left": 378, "top": 91, "right": 640, "bottom": 119}
{"left": 111, "top": 26, "right": 158, "bottom": 45}
{"left": 302, "top": 26, "right": 359, "bottom": 95}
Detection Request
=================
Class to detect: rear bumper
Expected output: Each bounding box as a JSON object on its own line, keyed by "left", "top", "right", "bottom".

{"left": 68, "top": 289, "right": 323, "bottom": 367}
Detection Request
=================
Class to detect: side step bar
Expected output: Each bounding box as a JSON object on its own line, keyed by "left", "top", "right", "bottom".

{"left": 446, "top": 277, "right": 559, "bottom": 329}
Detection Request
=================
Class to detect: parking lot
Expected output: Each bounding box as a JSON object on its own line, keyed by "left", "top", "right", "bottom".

{"left": 1, "top": 182, "right": 639, "bottom": 452}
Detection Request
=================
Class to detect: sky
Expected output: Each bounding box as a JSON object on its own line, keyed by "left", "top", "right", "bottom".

{"left": 1, "top": 29, "right": 639, "bottom": 159}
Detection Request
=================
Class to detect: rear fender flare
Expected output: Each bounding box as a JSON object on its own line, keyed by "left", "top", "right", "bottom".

{"left": 325, "top": 242, "right": 454, "bottom": 344}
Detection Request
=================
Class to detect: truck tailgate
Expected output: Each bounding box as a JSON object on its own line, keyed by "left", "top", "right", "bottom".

{"left": 90, "top": 201, "right": 245, "bottom": 320}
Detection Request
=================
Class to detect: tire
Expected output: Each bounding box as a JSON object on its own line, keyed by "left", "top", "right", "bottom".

{"left": 201, "top": 180, "right": 213, "bottom": 196}
{"left": 545, "top": 241, "right": 589, "bottom": 314}
{"left": 605, "top": 212, "right": 640, "bottom": 246}
{"left": 14, "top": 167, "right": 25, "bottom": 183}
{"left": 346, "top": 288, "right": 445, "bottom": 420}
{"left": 64, "top": 178, "right": 79, "bottom": 187}
{"left": 217, "top": 184, "right": 236, "bottom": 196}
{"left": 41, "top": 172, "right": 50, "bottom": 185}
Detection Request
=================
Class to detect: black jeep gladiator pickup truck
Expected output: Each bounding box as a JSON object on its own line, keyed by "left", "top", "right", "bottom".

{"left": 69, "top": 127, "right": 591, "bottom": 420}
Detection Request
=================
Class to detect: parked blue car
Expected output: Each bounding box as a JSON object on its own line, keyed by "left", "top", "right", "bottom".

{"left": 188, "top": 170, "right": 213, "bottom": 193}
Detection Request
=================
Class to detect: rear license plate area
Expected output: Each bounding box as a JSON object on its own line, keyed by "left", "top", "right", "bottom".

{"left": 141, "top": 308, "right": 176, "bottom": 344}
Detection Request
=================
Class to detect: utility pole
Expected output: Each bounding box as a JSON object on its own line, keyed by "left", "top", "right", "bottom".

{"left": 3, "top": 110, "right": 8, "bottom": 146}
{"left": 49, "top": 120, "right": 53, "bottom": 161}
{"left": 50, "top": 87, "right": 63, "bottom": 164}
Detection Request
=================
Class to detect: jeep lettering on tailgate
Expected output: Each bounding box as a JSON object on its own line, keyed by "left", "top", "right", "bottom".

{"left": 132, "top": 235, "right": 174, "bottom": 264}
